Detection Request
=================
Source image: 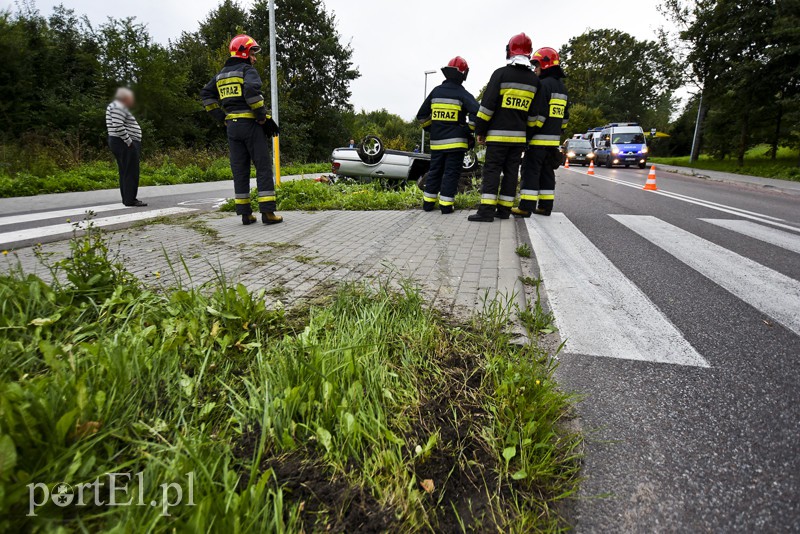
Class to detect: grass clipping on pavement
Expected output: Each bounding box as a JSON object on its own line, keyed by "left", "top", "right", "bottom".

{"left": 220, "top": 180, "right": 482, "bottom": 212}
{"left": 0, "top": 229, "right": 580, "bottom": 532}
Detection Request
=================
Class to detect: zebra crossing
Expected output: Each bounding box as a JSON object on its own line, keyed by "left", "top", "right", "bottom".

{"left": 523, "top": 212, "right": 800, "bottom": 366}
{"left": 0, "top": 204, "right": 198, "bottom": 248}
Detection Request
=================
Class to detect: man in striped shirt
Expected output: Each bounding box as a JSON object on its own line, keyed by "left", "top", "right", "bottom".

{"left": 106, "top": 88, "right": 146, "bottom": 207}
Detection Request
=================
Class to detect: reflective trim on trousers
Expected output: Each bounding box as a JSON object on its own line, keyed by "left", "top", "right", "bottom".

{"left": 258, "top": 196, "right": 276, "bottom": 203}
{"left": 520, "top": 189, "right": 539, "bottom": 201}
{"left": 481, "top": 194, "right": 498, "bottom": 205}
{"left": 439, "top": 195, "right": 455, "bottom": 206}
{"left": 423, "top": 192, "right": 438, "bottom": 202}
{"left": 234, "top": 198, "right": 251, "bottom": 204}
{"left": 538, "top": 189, "right": 555, "bottom": 200}
{"left": 497, "top": 198, "right": 514, "bottom": 207}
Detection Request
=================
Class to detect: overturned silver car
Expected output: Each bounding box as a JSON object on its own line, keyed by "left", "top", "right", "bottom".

{"left": 330, "top": 135, "right": 479, "bottom": 189}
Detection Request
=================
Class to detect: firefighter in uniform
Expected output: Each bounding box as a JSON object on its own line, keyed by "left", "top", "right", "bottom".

{"left": 469, "top": 33, "right": 540, "bottom": 223}
{"left": 200, "top": 35, "right": 283, "bottom": 226}
{"left": 514, "top": 47, "right": 569, "bottom": 217}
{"left": 416, "top": 57, "right": 480, "bottom": 214}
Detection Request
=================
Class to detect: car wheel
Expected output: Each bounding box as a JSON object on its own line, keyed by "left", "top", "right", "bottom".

{"left": 625, "top": 164, "right": 630, "bottom": 168}
{"left": 639, "top": 162, "right": 647, "bottom": 169}
{"left": 605, "top": 157, "right": 614, "bottom": 169}
{"left": 462, "top": 150, "right": 479, "bottom": 173}
{"left": 357, "top": 135, "right": 385, "bottom": 165}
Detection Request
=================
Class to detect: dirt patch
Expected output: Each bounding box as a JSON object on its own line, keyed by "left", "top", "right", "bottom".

{"left": 233, "top": 429, "right": 396, "bottom": 533}
{"left": 407, "top": 350, "right": 508, "bottom": 533}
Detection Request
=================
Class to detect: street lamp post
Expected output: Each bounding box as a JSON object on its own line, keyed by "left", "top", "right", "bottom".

{"left": 421, "top": 70, "right": 436, "bottom": 154}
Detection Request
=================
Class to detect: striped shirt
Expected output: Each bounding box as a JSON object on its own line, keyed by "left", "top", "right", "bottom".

{"left": 105, "top": 100, "right": 142, "bottom": 145}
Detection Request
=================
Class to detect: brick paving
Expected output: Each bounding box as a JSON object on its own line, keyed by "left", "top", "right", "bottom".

{"left": 4, "top": 210, "right": 527, "bottom": 318}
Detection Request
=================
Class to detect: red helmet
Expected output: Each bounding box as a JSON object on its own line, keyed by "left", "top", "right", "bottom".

{"left": 442, "top": 56, "right": 469, "bottom": 81}
{"left": 229, "top": 34, "right": 261, "bottom": 59}
{"left": 532, "top": 47, "right": 561, "bottom": 70}
{"left": 507, "top": 33, "right": 533, "bottom": 58}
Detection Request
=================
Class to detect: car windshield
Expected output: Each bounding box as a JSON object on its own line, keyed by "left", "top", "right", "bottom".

{"left": 569, "top": 141, "right": 592, "bottom": 150}
{"left": 612, "top": 132, "right": 645, "bottom": 144}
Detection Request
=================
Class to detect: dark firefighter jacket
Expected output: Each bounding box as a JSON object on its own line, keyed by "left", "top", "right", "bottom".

{"left": 200, "top": 57, "right": 269, "bottom": 123}
{"left": 527, "top": 69, "right": 569, "bottom": 147}
{"left": 474, "top": 64, "right": 540, "bottom": 145}
{"left": 417, "top": 80, "right": 480, "bottom": 151}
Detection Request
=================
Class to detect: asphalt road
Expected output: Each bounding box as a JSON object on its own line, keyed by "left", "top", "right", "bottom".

{"left": 519, "top": 165, "right": 800, "bottom": 532}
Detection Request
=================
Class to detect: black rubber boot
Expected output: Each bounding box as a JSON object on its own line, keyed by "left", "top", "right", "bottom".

{"left": 440, "top": 205, "right": 454, "bottom": 215}
{"left": 422, "top": 202, "right": 436, "bottom": 212}
{"left": 468, "top": 213, "right": 494, "bottom": 222}
{"left": 262, "top": 212, "right": 284, "bottom": 225}
{"left": 496, "top": 207, "right": 511, "bottom": 220}
{"left": 242, "top": 214, "right": 257, "bottom": 225}
{"left": 533, "top": 208, "right": 552, "bottom": 217}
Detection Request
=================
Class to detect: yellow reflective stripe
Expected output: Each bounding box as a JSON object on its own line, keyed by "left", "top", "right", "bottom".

{"left": 249, "top": 100, "right": 265, "bottom": 109}
{"left": 520, "top": 193, "right": 539, "bottom": 201}
{"left": 421, "top": 120, "right": 433, "bottom": 128}
{"left": 217, "top": 77, "right": 244, "bottom": 85}
{"left": 439, "top": 199, "right": 455, "bottom": 206}
{"left": 529, "top": 139, "right": 561, "bottom": 146}
{"left": 468, "top": 123, "right": 476, "bottom": 131}
{"left": 430, "top": 142, "right": 468, "bottom": 150}
{"left": 423, "top": 197, "right": 437, "bottom": 203}
{"left": 550, "top": 98, "right": 567, "bottom": 106}
{"left": 431, "top": 103, "right": 461, "bottom": 111}
{"left": 477, "top": 111, "right": 492, "bottom": 122}
{"left": 497, "top": 199, "right": 514, "bottom": 207}
{"left": 500, "top": 88, "right": 536, "bottom": 99}
{"left": 204, "top": 103, "right": 220, "bottom": 111}
{"left": 539, "top": 194, "right": 555, "bottom": 200}
{"left": 226, "top": 112, "right": 256, "bottom": 120}
{"left": 486, "top": 136, "right": 527, "bottom": 144}
{"left": 234, "top": 198, "right": 251, "bottom": 204}
{"left": 257, "top": 196, "right": 276, "bottom": 203}
{"left": 480, "top": 198, "right": 498, "bottom": 205}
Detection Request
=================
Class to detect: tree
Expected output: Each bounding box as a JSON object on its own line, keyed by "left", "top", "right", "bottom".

{"left": 563, "top": 104, "right": 605, "bottom": 139}
{"left": 561, "top": 29, "right": 681, "bottom": 127}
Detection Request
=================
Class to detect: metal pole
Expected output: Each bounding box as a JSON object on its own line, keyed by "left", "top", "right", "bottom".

{"left": 421, "top": 70, "right": 436, "bottom": 154}
{"left": 690, "top": 91, "right": 703, "bottom": 164}
{"left": 269, "top": 0, "right": 280, "bottom": 185}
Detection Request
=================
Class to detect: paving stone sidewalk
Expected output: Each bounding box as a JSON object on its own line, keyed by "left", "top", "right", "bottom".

{"left": 4, "top": 210, "right": 527, "bottom": 318}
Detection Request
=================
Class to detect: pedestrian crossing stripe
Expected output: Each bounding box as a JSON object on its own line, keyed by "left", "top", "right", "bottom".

{"left": 700, "top": 219, "right": 800, "bottom": 255}
{"left": 611, "top": 215, "right": 800, "bottom": 339}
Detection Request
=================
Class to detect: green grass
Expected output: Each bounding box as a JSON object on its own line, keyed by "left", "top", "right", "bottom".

{"left": 220, "top": 180, "right": 481, "bottom": 212}
{"left": 651, "top": 145, "right": 800, "bottom": 182}
{"left": 0, "top": 229, "right": 580, "bottom": 532}
{"left": 0, "top": 159, "right": 329, "bottom": 198}
{"left": 515, "top": 244, "right": 532, "bottom": 258}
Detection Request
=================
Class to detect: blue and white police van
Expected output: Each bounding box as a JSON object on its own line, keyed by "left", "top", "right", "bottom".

{"left": 593, "top": 123, "right": 649, "bottom": 169}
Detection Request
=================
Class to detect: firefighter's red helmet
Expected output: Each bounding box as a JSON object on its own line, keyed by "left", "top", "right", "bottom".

{"left": 532, "top": 47, "right": 561, "bottom": 70}
{"left": 507, "top": 33, "right": 533, "bottom": 58}
{"left": 229, "top": 35, "right": 261, "bottom": 59}
{"left": 447, "top": 56, "right": 469, "bottom": 75}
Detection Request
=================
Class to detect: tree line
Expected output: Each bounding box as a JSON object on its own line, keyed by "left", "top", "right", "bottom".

{"left": 0, "top": 0, "right": 796, "bottom": 172}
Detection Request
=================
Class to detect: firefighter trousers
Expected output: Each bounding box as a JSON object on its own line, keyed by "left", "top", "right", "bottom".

{"left": 519, "top": 146, "right": 557, "bottom": 212}
{"left": 424, "top": 150, "right": 464, "bottom": 210}
{"left": 227, "top": 119, "right": 276, "bottom": 214}
{"left": 476, "top": 144, "right": 524, "bottom": 218}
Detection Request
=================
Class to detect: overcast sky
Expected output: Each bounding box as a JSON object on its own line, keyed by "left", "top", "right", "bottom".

{"left": 11, "top": 0, "right": 676, "bottom": 120}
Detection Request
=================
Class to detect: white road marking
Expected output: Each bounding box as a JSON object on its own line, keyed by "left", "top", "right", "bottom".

{"left": 701, "top": 219, "right": 800, "bottom": 255}
{"left": 177, "top": 198, "right": 227, "bottom": 206}
{"left": 611, "top": 215, "right": 800, "bottom": 337}
{"left": 523, "top": 214, "right": 708, "bottom": 367}
{"left": 0, "top": 207, "right": 197, "bottom": 247}
{"left": 0, "top": 203, "right": 127, "bottom": 227}
{"left": 566, "top": 168, "right": 800, "bottom": 232}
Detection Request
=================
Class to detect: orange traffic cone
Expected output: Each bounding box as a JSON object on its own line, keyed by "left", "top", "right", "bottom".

{"left": 643, "top": 165, "right": 658, "bottom": 191}
{"left": 587, "top": 160, "right": 595, "bottom": 175}
{"left": 564, "top": 158, "right": 570, "bottom": 169}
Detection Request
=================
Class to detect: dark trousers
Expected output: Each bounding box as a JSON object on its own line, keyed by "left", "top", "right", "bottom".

{"left": 519, "top": 146, "right": 558, "bottom": 212}
{"left": 424, "top": 150, "right": 465, "bottom": 210}
{"left": 109, "top": 137, "right": 141, "bottom": 206}
{"left": 477, "top": 144, "right": 524, "bottom": 217}
{"left": 227, "top": 119, "right": 276, "bottom": 214}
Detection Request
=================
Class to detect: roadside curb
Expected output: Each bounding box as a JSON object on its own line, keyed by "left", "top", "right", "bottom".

{"left": 498, "top": 218, "right": 528, "bottom": 344}
{"left": 657, "top": 164, "right": 800, "bottom": 197}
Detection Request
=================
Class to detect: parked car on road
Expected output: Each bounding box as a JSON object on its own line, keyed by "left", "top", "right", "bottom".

{"left": 561, "top": 138, "right": 595, "bottom": 166}
{"left": 593, "top": 123, "right": 649, "bottom": 169}
{"left": 331, "top": 135, "right": 479, "bottom": 189}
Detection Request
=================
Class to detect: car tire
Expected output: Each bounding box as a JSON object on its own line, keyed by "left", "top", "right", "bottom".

{"left": 357, "top": 135, "right": 385, "bottom": 165}
{"left": 605, "top": 157, "right": 613, "bottom": 169}
{"left": 639, "top": 162, "right": 647, "bottom": 169}
{"left": 462, "top": 150, "right": 479, "bottom": 173}
{"left": 625, "top": 164, "right": 630, "bottom": 168}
